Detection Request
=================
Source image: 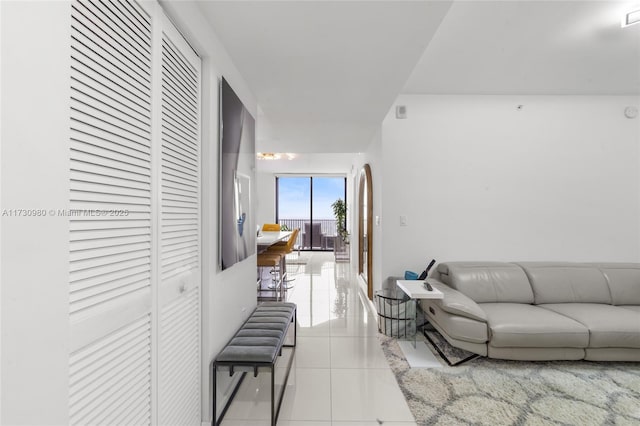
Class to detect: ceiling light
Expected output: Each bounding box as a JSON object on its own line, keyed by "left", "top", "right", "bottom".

{"left": 257, "top": 152, "right": 281, "bottom": 160}
{"left": 622, "top": 8, "right": 640, "bottom": 27}
{"left": 256, "top": 152, "right": 297, "bottom": 161}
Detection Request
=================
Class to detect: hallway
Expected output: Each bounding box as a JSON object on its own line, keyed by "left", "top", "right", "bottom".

{"left": 221, "top": 252, "right": 417, "bottom": 425}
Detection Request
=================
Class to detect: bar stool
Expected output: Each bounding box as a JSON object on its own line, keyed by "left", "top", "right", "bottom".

{"left": 257, "top": 251, "right": 285, "bottom": 301}
{"left": 267, "top": 228, "right": 299, "bottom": 289}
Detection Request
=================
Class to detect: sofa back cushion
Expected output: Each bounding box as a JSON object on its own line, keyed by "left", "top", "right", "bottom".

{"left": 517, "top": 262, "right": 611, "bottom": 304}
{"left": 594, "top": 263, "right": 640, "bottom": 305}
{"left": 437, "top": 262, "right": 533, "bottom": 303}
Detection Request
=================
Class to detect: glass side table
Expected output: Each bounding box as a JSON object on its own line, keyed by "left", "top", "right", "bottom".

{"left": 395, "top": 280, "right": 444, "bottom": 347}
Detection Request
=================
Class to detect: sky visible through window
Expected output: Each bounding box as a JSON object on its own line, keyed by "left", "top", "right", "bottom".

{"left": 278, "top": 177, "right": 345, "bottom": 220}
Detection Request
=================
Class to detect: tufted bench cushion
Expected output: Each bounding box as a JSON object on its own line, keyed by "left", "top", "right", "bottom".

{"left": 216, "top": 304, "right": 295, "bottom": 364}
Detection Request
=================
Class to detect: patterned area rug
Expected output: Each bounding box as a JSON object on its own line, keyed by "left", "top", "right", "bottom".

{"left": 378, "top": 333, "right": 640, "bottom": 425}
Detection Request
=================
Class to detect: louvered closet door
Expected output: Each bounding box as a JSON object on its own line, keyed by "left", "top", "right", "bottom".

{"left": 69, "top": 1, "right": 202, "bottom": 425}
{"left": 69, "top": 1, "right": 153, "bottom": 425}
{"left": 157, "top": 13, "right": 202, "bottom": 426}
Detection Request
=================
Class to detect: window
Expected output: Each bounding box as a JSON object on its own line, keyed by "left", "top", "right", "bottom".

{"left": 276, "top": 176, "right": 346, "bottom": 251}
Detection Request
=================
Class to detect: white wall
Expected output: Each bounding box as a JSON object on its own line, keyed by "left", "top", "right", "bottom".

{"left": 159, "top": 1, "right": 259, "bottom": 422}
{"left": 380, "top": 95, "right": 640, "bottom": 282}
{"left": 1, "top": 2, "right": 71, "bottom": 423}
{"left": 256, "top": 171, "right": 276, "bottom": 226}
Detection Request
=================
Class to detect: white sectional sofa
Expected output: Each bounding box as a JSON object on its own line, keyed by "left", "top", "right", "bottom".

{"left": 420, "top": 262, "right": 640, "bottom": 361}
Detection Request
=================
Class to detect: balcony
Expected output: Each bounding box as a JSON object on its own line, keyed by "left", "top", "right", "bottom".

{"left": 278, "top": 219, "right": 338, "bottom": 251}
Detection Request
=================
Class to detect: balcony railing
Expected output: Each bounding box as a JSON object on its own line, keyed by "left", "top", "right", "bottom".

{"left": 278, "top": 219, "right": 338, "bottom": 250}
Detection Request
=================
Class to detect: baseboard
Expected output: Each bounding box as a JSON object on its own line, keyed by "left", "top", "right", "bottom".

{"left": 357, "top": 274, "right": 377, "bottom": 315}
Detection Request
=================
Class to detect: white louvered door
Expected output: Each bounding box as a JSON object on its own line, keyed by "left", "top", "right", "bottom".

{"left": 69, "top": 1, "right": 201, "bottom": 424}
{"left": 157, "top": 13, "right": 202, "bottom": 426}
{"left": 69, "top": 1, "right": 153, "bottom": 424}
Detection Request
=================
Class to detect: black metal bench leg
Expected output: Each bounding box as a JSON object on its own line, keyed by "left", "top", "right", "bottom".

{"left": 212, "top": 363, "right": 217, "bottom": 426}
{"left": 271, "top": 365, "right": 276, "bottom": 426}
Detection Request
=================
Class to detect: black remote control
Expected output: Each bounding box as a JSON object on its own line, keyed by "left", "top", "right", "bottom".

{"left": 423, "top": 282, "right": 433, "bottom": 291}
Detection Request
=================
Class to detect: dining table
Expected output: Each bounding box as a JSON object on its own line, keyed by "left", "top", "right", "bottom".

{"left": 257, "top": 230, "right": 292, "bottom": 253}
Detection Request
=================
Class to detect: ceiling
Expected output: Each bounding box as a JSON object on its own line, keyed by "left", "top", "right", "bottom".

{"left": 255, "top": 153, "right": 356, "bottom": 174}
{"left": 404, "top": 1, "right": 640, "bottom": 95}
{"left": 198, "top": 0, "right": 453, "bottom": 153}
{"left": 198, "top": 1, "right": 640, "bottom": 155}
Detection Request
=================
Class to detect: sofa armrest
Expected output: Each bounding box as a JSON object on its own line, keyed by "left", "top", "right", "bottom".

{"left": 427, "top": 279, "right": 488, "bottom": 322}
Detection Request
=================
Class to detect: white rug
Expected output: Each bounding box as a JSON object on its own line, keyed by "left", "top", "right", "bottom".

{"left": 398, "top": 340, "right": 443, "bottom": 369}
{"left": 379, "top": 333, "right": 640, "bottom": 425}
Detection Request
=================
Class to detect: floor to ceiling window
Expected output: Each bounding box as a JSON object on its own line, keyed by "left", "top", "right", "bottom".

{"left": 276, "top": 176, "right": 347, "bottom": 251}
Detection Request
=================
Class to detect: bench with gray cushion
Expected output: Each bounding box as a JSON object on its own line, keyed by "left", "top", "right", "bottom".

{"left": 212, "top": 302, "right": 297, "bottom": 426}
{"left": 419, "top": 262, "right": 640, "bottom": 362}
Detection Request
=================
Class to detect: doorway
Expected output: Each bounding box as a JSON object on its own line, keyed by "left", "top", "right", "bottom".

{"left": 358, "top": 164, "right": 373, "bottom": 299}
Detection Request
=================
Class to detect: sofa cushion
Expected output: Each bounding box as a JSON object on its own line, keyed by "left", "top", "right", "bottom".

{"left": 517, "top": 263, "right": 611, "bottom": 304}
{"left": 594, "top": 263, "right": 640, "bottom": 305}
{"left": 480, "top": 303, "right": 589, "bottom": 348}
{"left": 437, "top": 262, "right": 533, "bottom": 304}
{"left": 539, "top": 304, "right": 640, "bottom": 349}
{"left": 618, "top": 306, "right": 640, "bottom": 313}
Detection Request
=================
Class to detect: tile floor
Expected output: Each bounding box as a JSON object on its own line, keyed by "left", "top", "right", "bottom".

{"left": 221, "top": 252, "right": 417, "bottom": 425}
